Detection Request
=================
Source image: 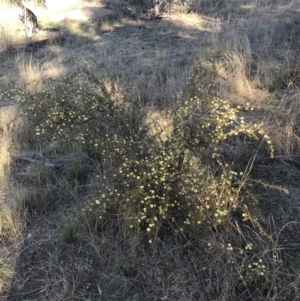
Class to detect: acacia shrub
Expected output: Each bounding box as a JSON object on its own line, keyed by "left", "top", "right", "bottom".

{"left": 11, "top": 59, "right": 274, "bottom": 242}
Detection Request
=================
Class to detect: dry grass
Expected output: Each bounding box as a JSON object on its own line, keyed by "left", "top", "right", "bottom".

{"left": 0, "top": 0, "right": 300, "bottom": 300}
{"left": 0, "top": 105, "right": 26, "bottom": 294}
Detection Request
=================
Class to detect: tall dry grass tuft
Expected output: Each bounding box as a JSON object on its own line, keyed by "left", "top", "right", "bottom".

{"left": 0, "top": 105, "right": 25, "bottom": 184}
{"left": 0, "top": 105, "right": 27, "bottom": 294}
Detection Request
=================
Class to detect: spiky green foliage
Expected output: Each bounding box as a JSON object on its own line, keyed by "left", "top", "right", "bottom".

{"left": 11, "top": 59, "right": 274, "bottom": 242}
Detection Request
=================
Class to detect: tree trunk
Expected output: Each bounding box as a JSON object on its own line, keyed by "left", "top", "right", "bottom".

{"left": 154, "top": 0, "right": 164, "bottom": 16}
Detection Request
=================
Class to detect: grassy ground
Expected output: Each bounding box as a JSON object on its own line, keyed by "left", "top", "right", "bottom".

{"left": 1, "top": 0, "right": 300, "bottom": 300}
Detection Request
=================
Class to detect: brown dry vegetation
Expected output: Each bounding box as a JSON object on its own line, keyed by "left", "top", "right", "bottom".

{"left": 1, "top": 0, "right": 300, "bottom": 300}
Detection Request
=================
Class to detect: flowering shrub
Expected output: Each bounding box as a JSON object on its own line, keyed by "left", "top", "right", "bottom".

{"left": 13, "top": 58, "right": 274, "bottom": 241}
